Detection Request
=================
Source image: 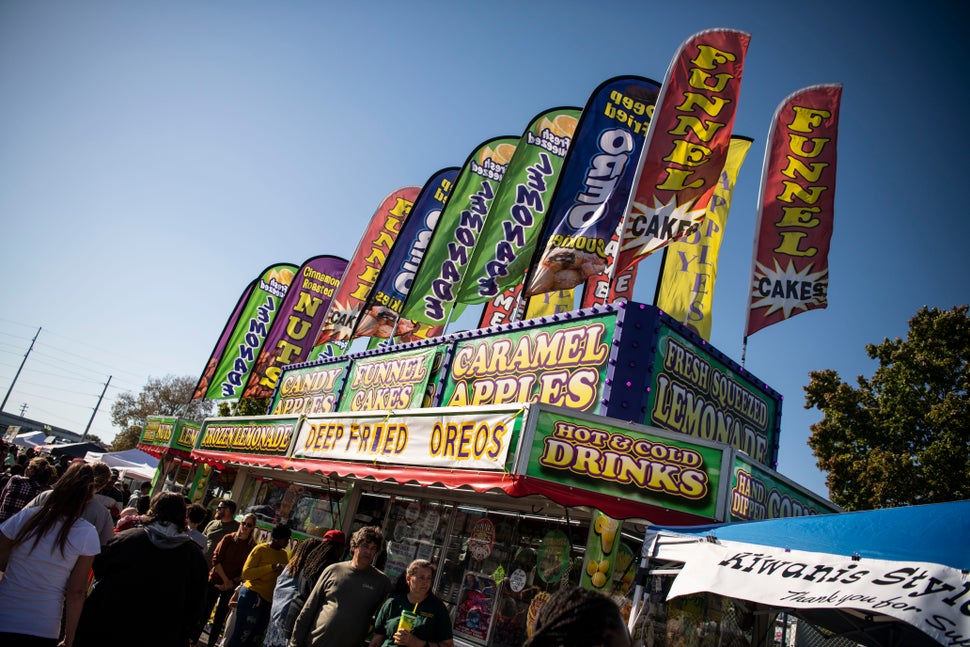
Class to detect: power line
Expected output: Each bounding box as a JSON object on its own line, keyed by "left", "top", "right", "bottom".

{"left": 0, "top": 319, "right": 201, "bottom": 444}
{"left": 11, "top": 388, "right": 116, "bottom": 411}
{"left": 5, "top": 377, "right": 123, "bottom": 400}
{"left": 12, "top": 359, "right": 141, "bottom": 392}
{"left": 0, "top": 320, "right": 156, "bottom": 382}
{"left": 32, "top": 339, "right": 149, "bottom": 382}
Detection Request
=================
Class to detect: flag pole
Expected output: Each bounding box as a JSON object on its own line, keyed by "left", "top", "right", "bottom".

{"left": 652, "top": 247, "right": 669, "bottom": 306}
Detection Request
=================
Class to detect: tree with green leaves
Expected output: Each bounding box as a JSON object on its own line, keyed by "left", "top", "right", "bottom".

{"left": 217, "top": 397, "right": 271, "bottom": 417}
{"left": 805, "top": 305, "right": 969, "bottom": 510}
{"left": 110, "top": 375, "right": 214, "bottom": 450}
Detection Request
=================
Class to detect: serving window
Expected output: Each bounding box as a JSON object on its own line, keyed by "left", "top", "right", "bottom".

{"left": 194, "top": 463, "right": 236, "bottom": 507}
{"left": 239, "top": 476, "right": 344, "bottom": 538}
{"left": 438, "top": 507, "right": 591, "bottom": 647}
{"left": 377, "top": 494, "right": 456, "bottom": 585}
{"left": 160, "top": 457, "right": 195, "bottom": 493}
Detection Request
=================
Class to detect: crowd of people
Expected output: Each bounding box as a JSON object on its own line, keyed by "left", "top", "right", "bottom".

{"left": 0, "top": 441, "right": 632, "bottom": 647}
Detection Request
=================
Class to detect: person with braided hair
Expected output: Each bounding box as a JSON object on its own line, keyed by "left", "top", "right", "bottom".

{"left": 280, "top": 529, "right": 345, "bottom": 642}
{"left": 262, "top": 537, "right": 322, "bottom": 647}
{"left": 523, "top": 586, "right": 632, "bottom": 647}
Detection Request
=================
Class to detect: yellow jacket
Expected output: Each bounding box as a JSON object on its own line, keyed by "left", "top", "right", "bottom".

{"left": 240, "top": 542, "right": 289, "bottom": 602}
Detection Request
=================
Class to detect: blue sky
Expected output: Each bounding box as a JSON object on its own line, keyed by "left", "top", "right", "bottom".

{"left": 1, "top": 1, "right": 967, "bottom": 500}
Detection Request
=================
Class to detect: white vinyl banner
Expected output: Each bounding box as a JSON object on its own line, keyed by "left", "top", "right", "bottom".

{"left": 294, "top": 408, "right": 521, "bottom": 471}
{"left": 667, "top": 541, "right": 970, "bottom": 646}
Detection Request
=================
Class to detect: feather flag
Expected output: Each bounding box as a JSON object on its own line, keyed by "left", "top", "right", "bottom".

{"left": 617, "top": 29, "right": 751, "bottom": 272}
{"left": 745, "top": 84, "right": 842, "bottom": 337}
{"left": 308, "top": 187, "right": 420, "bottom": 359}
{"left": 582, "top": 233, "right": 636, "bottom": 308}
{"left": 525, "top": 76, "right": 660, "bottom": 297}
{"left": 524, "top": 288, "right": 575, "bottom": 319}
{"left": 477, "top": 285, "right": 527, "bottom": 329}
{"left": 458, "top": 107, "right": 581, "bottom": 305}
{"left": 477, "top": 283, "right": 576, "bottom": 329}
{"left": 353, "top": 168, "right": 459, "bottom": 342}
{"left": 400, "top": 136, "right": 517, "bottom": 327}
{"left": 192, "top": 279, "right": 255, "bottom": 399}
{"left": 242, "top": 255, "right": 348, "bottom": 399}
{"left": 191, "top": 263, "right": 298, "bottom": 401}
{"left": 657, "top": 136, "right": 752, "bottom": 340}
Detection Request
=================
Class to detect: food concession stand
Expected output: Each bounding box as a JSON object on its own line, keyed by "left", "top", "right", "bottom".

{"left": 176, "top": 302, "right": 838, "bottom": 646}
{"left": 136, "top": 415, "right": 227, "bottom": 503}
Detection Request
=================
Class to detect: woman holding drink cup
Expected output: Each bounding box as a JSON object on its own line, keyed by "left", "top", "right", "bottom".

{"left": 368, "top": 559, "right": 453, "bottom": 647}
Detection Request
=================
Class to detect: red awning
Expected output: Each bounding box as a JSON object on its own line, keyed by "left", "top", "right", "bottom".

{"left": 136, "top": 443, "right": 165, "bottom": 459}
{"left": 137, "top": 443, "right": 193, "bottom": 461}
{"left": 507, "top": 475, "right": 715, "bottom": 525}
{"left": 188, "top": 449, "right": 715, "bottom": 525}
{"left": 190, "top": 449, "right": 519, "bottom": 492}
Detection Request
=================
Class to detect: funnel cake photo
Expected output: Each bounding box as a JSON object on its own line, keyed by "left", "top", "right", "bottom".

{"left": 528, "top": 248, "right": 607, "bottom": 294}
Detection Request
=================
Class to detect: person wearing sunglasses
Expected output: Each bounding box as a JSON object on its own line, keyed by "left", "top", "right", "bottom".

{"left": 193, "top": 513, "right": 257, "bottom": 647}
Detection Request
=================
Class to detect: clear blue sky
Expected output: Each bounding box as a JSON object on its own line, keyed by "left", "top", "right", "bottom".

{"left": 1, "top": 1, "right": 967, "bottom": 499}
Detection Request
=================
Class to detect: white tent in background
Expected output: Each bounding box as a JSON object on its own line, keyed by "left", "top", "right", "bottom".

{"left": 83, "top": 448, "right": 158, "bottom": 483}
{"left": 12, "top": 430, "right": 47, "bottom": 448}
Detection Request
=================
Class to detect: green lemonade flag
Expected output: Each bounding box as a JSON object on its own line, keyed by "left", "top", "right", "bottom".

{"left": 400, "top": 136, "right": 517, "bottom": 327}
{"left": 192, "top": 279, "right": 255, "bottom": 400}
{"left": 201, "top": 262, "right": 298, "bottom": 401}
{"left": 458, "top": 108, "right": 581, "bottom": 305}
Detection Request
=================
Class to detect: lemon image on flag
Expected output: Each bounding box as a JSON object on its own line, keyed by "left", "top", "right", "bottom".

{"left": 582, "top": 511, "right": 622, "bottom": 590}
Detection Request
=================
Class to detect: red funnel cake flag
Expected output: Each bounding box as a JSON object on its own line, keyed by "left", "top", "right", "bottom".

{"left": 745, "top": 84, "right": 842, "bottom": 336}
{"left": 308, "top": 187, "right": 420, "bottom": 359}
{"left": 617, "top": 28, "right": 750, "bottom": 273}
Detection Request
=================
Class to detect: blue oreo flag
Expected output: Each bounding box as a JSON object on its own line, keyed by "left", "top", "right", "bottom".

{"left": 525, "top": 76, "right": 661, "bottom": 297}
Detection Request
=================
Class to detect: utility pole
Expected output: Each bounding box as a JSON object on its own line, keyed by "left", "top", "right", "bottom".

{"left": 82, "top": 375, "right": 111, "bottom": 440}
{"left": 1, "top": 327, "right": 41, "bottom": 413}
{"left": 19, "top": 403, "right": 28, "bottom": 416}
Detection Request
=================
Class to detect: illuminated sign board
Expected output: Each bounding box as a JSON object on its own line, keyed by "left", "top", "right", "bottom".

{"left": 729, "top": 454, "right": 838, "bottom": 521}
{"left": 172, "top": 420, "right": 201, "bottom": 453}
{"left": 338, "top": 346, "right": 444, "bottom": 412}
{"left": 293, "top": 405, "right": 524, "bottom": 471}
{"left": 197, "top": 416, "right": 301, "bottom": 456}
{"left": 139, "top": 416, "right": 176, "bottom": 448}
{"left": 644, "top": 325, "right": 781, "bottom": 467}
{"left": 440, "top": 315, "right": 616, "bottom": 411}
{"left": 522, "top": 408, "right": 726, "bottom": 520}
{"left": 269, "top": 360, "right": 349, "bottom": 416}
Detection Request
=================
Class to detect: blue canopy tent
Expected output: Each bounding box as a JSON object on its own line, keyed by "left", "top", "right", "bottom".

{"left": 633, "top": 500, "right": 970, "bottom": 646}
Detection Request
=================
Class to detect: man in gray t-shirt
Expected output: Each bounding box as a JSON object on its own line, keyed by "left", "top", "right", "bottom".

{"left": 290, "top": 525, "right": 391, "bottom": 647}
{"left": 202, "top": 499, "right": 239, "bottom": 566}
